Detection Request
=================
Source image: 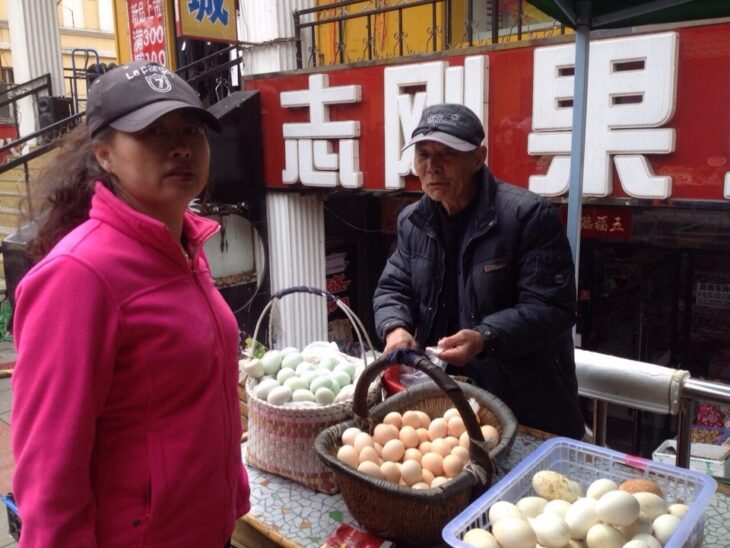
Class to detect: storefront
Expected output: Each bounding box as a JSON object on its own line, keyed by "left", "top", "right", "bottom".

{"left": 243, "top": 19, "right": 730, "bottom": 424}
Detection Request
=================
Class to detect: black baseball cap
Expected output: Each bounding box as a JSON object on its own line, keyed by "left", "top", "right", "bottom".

{"left": 403, "top": 103, "right": 485, "bottom": 152}
{"left": 86, "top": 60, "right": 221, "bottom": 137}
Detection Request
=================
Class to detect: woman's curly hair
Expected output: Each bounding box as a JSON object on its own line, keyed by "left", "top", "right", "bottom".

{"left": 25, "top": 123, "right": 117, "bottom": 262}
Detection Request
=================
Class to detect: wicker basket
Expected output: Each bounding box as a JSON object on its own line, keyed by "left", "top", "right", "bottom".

{"left": 244, "top": 286, "right": 381, "bottom": 494}
{"left": 315, "top": 349, "right": 518, "bottom": 546}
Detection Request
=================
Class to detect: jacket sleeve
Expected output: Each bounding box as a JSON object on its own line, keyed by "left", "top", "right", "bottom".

{"left": 373, "top": 213, "right": 417, "bottom": 343}
{"left": 12, "top": 256, "right": 119, "bottom": 547}
{"left": 476, "top": 202, "right": 576, "bottom": 358}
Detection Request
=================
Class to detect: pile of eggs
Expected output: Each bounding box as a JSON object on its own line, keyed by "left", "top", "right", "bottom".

{"left": 240, "top": 347, "right": 359, "bottom": 406}
{"left": 461, "top": 471, "right": 690, "bottom": 548}
{"left": 336, "top": 408, "right": 500, "bottom": 489}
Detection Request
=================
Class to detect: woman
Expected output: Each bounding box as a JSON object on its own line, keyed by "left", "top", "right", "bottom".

{"left": 11, "top": 60, "right": 250, "bottom": 546}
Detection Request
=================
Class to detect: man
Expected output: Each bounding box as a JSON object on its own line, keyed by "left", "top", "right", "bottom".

{"left": 373, "top": 103, "right": 584, "bottom": 438}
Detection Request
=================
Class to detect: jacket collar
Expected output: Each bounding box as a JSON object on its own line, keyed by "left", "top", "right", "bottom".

{"left": 89, "top": 181, "right": 219, "bottom": 261}
{"left": 410, "top": 166, "right": 498, "bottom": 233}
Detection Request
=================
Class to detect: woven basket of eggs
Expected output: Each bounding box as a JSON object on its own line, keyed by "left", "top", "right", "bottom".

{"left": 315, "top": 348, "right": 518, "bottom": 546}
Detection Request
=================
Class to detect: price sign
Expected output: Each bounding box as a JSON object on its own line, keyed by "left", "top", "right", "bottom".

{"left": 127, "top": 0, "right": 169, "bottom": 67}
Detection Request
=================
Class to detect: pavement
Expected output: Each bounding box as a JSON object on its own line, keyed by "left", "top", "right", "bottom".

{"left": 0, "top": 340, "right": 16, "bottom": 547}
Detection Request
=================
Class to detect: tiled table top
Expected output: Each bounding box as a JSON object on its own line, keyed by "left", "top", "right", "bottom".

{"left": 241, "top": 430, "right": 730, "bottom": 547}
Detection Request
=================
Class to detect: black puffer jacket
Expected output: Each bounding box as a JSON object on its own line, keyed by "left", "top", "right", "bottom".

{"left": 373, "top": 167, "right": 584, "bottom": 438}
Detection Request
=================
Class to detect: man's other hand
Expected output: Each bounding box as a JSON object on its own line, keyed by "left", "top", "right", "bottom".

{"left": 383, "top": 327, "right": 418, "bottom": 354}
{"left": 436, "top": 329, "right": 484, "bottom": 366}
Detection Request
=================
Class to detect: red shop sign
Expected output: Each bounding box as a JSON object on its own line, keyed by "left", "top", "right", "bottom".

{"left": 244, "top": 23, "right": 730, "bottom": 203}
{"left": 127, "top": 0, "right": 169, "bottom": 67}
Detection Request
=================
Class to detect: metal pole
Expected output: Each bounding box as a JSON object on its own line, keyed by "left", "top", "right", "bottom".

{"left": 467, "top": 0, "right": 474, "bottom": 47}
{"left": 593, "top": 400, "right": 608, "bottom": 446}
{"left": 293, "top": 11, "right": 303, "bottom": 69}
{"left": 566, "top": 1, "right": 592, "bottom": 289}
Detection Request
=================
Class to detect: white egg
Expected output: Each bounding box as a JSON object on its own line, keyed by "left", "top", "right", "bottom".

{"left": 617, "top": 515, "right": 653, "bottom": 539}
{"left": 281, "top": 352, "right": 303, "bottom": 369}
{"left": 586, "top": 478, "right": 618, "bottom": 499}
{"left": 254, "top": 378, "right": 281, "bottom": 400}
{"left": 623, "top": 541, "right": 650, "bottom": 548}
{"left": 633, "top": 492, "right": 668, "bottom": 521}
{"left": 530, "top": 512, "right": 570, "bottom": 548}
{"left": 584, "top": 523, "right": 625, "bottom": 548}
{"left": 276, "top": 367, "right": 296, "bottom": 384}
{"left": 492, "top": 516, "right": 536, "bottom": 548}
{"left": 668, "top": 503, "right": 689, "bottom": 518}
{"left": 283, "top": 376, "right": 309, "bottom": 393}
{"left": 516, "top": 496, "right": 548, "bottom": 518}
{"left": 462, "top": 527, "right": 499, "bottom": 548}
{"left": 266, "top": 385, "right": 292, "bottom": 405}
{"left": 631, "top": 533, "right": 662, "bottom": 548}
{"left": 291, "top": 388, "right": 316, "bottom": 402}
{"left": 596, "top": 489, "right": 640, "bottom": 526}
{"left": 240, "top": 357, "right": 264, "bottom": 379}
{"left": 652, "top": 513, "right": 681, "bottom": 545}
{"left": 564, "top": 497, "right": 598, "bottom": 539}
{"left": 543, "top": 499, "right": 572, "bottom": 518}
{"left": 261, "top": 350, "right": 283, "bottom": 375}
{"left": 315, "top": 387, "right": 335, "bottom": 404}
{"left": 488, "top": 500, "right": 522, "bottom": 524}
{"left": 334, "top": 383, "right": 356, "bottom": 402}
{"left": 296, "top": 361, "right": 316, "bottom": 375}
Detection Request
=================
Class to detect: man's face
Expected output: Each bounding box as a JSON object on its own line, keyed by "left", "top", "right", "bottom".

{"left": 413, "top": 141, "right": 486, "bottom": 215}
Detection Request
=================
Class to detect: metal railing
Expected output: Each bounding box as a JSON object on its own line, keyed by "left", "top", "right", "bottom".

{"left": 0, "top": 74, "right": 53, "bottom": 143}
{"left": 293, "top": 0, "right": 565, "bottom": 68}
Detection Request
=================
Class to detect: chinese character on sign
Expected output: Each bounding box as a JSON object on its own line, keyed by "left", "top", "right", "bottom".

{"left": 581, "top": 215, "right": 593, "bottom": 231}
{"left": 528, "top": 32, "right": 678, "bottom": 200}
{"left": 609, "top": 217, "right": 624, "bottom": 232}
{"left": 383, "top": 56, "right": 488, "bottom": 189}
{"left": 187, "top": 0, "right": 229, "bottom": 25}
{"left": 280, "top": 74, "right": 363, "bottom": 188}
{"left": 594, "top": 216, "right": 609, "bottom": 232}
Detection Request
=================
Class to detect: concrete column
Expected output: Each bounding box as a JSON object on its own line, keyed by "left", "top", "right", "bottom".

{"left": 265, "top": 193, "right": 327, "bottom": 348}
{"left": 240, "top": 1, "right": 328, "bottom": 349}
{"left": 7, "top": 0, "right": 65, "bottom": 137}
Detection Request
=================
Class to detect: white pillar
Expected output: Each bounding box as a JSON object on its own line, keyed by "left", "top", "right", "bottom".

{"left": 7, "top": 0, "right": 65, "bottom": 137}
{"left": 240, "top": 1, "right": 328, "bottom": 349}
{"left": 266, "top": 193, "right": 327, "bottom": 348}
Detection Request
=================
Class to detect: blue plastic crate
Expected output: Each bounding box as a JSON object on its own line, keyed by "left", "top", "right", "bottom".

{"left": 442, "top": 437, "right": 717, "bottom": 548}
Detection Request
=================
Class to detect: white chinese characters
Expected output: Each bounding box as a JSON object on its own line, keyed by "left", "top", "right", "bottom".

{"left": 281, "top": 74, "right": 363, "bottom": 188}
{"left": 528, "top": 32, "right": 679, "bottom": 199}
{"left": 383, "top": 55, "right": 488, "bottom": 189}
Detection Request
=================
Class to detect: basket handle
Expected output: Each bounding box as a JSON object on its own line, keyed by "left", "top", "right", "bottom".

{"left": 353, "top": 348, "right": 493, "bottom": 486}
{"left": 249, "top": 285, "right": 378, "bottom": 365}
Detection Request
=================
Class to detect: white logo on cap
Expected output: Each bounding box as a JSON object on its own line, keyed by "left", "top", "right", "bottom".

{"left": 426, "top": 113, "right": 461, "bottom": 127}
{"left": 146, "top": 74, "right": 172, "bottom": 93}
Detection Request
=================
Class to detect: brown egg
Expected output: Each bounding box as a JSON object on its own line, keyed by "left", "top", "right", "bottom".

{"left": 404, "top": 448, "right": 423, "bottom": 463}
{"left": 381, "top": 439, "right": 406, "bottom": 462}
{"left": 415, "top": 411, "right": 431, "bottom": 429}
{"left": 447, "top": 416, "right": 466, "bottom": 437}
{"left": 459, "top": 431, "right": 470, "bottom": 449}
{"left": 443, "top": 407, "right": 460, "bottom": 421}
{"left": 400, "top": 459, "right": 423, "bottom": 486}
{"left": 402, "top": 410, "right": 422, "bottom": 429}
{"left": 428, "top": 418, "right": 449, "bottom": 441}
{"left": 358, "top": 460, "right": 384, "bottom": 479}
{"left": 337, "top": 445, "right": 359, "bottom": 468}
{"left": 399, "top": 425, "right": 419, "bottom": 449}
{"left": 419, "top": 441, "right": 433, "bottom": 454}
{"left": 380, "top": 461, "right": 401, "bottom": 484}
{"left": 442, "top": 454, "right": 464, "bottom": 477}
{"left": 353, "top": 432, "right": 375, "bottom": 452}
{"left": 431, "top": 438, "right": 451, "bottom": 457}
{"left": 373, "top": 442, "right": 383, "bottom": 456}
{"left": 481, "top": 425, "right": 499, "bottom": 449}
{"left": 451, "top": 445, "right": 470, "bottom": 464}
{"left": 416, "top": 428, "right": 430, "bottom": 444}
{"left": 444, "top": 436, "right": 460, "bottom": 449}
{"left": 421, "top": 468, "right": 435, "bottom": 485}
{"left": 421, "top": 451, "right": 444, "bottom": 476}
{"left": 373, "top": 423, "right": 399, "bottom": 446}
{"left": 359, "top": 446, "right": 380, "bottom": 465}
{"left": 341, "top": 427, "right": 361, "bottom": 446}
{"left": 619, "top": 478, "right": 663, "bottom": 497}
{"left": 383, "top": 411, "right": 403, "bottom": 429}
{"left": 431, "top": 476, "right": 450, "bottom": 488}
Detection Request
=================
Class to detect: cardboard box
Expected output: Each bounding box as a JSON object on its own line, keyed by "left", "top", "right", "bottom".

{"left": 653, "top": 439, "right": 730, "bottom": 479}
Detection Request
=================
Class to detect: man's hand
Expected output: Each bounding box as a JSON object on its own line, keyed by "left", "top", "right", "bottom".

{"left": 383, "top": 327, "right": 418, "bottom": 354}
{"left": 436, "top": 329, "right": 484, "bottom": 366}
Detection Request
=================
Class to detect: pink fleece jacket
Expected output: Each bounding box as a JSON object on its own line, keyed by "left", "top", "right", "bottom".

{"left": 11, "top": 183, "right": 250, "bottom": 547}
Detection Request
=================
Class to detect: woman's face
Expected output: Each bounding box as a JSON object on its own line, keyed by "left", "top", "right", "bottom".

{"left": 93, "top": 109, "right": 210, "bottom": 223}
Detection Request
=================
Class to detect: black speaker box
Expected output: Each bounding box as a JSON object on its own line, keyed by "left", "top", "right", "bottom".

{"left": 206, "top": 90, "right": 264, "bottom": 204}
{"left": 37, "top": 96, "right": 72, "bottom": 128}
